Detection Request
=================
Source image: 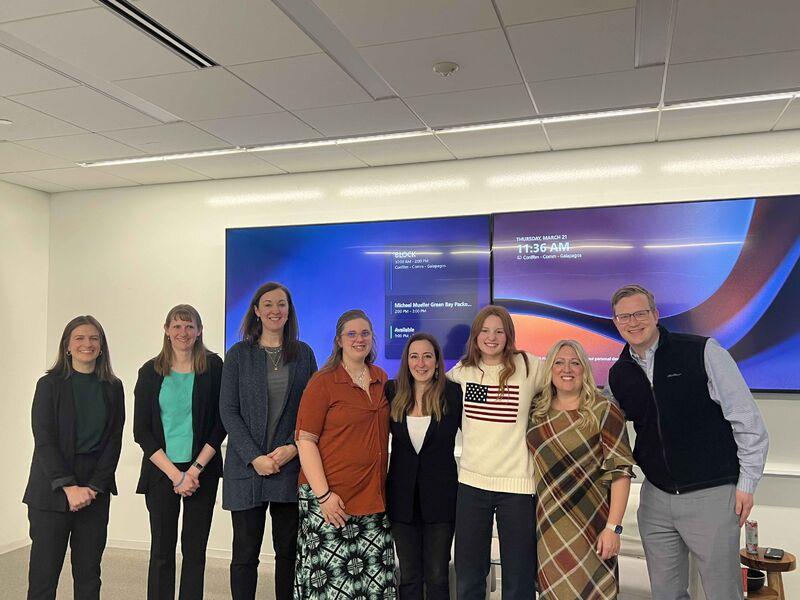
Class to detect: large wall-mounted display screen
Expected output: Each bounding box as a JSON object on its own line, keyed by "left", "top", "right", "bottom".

{"left": 226, "top": 216, "right": 491, "bottom": 374}
{"left": 493, "top": 195, "right": 800, "bottom": 392}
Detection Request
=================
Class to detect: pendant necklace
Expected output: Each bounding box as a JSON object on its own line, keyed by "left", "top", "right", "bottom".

{"left": 263, "top": 345, "right": 283, "bottom": 371}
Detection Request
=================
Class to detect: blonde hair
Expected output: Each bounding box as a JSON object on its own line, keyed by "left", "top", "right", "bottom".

{"left": 531, "top": 339, "right": 600, "bottom": 431}
{"left": 611, "top": 284, "right": 656, "bottom": 314}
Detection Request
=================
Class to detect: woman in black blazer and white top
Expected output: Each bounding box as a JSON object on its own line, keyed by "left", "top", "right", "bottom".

{"left": 24, "top": 315, "right": 125, "bottom": 600}
{"left": 133, "top": 304, "right": 225, "bottom": 600}
{"left": 386, "top": 332, "right": 463, "bottom": 600}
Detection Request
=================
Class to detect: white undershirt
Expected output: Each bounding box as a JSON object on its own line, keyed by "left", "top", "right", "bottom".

{"left": 406, "top": 415, "right": 431, "bottom": 454}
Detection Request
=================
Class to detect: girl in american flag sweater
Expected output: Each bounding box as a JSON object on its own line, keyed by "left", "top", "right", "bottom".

{"left": 447, "top": 305, "right": 543, "bottom": 600}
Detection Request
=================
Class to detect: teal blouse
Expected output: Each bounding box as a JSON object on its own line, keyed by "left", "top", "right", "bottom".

{"left": 159, "top": 371, "right": 195, "bottom": 463}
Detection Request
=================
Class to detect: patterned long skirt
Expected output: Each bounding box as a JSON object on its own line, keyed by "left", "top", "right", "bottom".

{"left": 294, "top": 484, "right": 397, "bottom": 600}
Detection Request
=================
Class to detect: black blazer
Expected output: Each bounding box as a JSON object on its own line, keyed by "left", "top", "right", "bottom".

{"left": 133, "top": 353, "right": 225, "bottom": 493}
{"left": 386, "top": 379, "right": 462, "bottom": 523}
{"left": 23, "top": 372, "right": 125, "bottom": 512}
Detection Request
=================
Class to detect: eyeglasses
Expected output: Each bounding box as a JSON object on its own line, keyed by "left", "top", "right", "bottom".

{"left": 613, "top": 309, "right": 652, "bottom": 324}
{"left": 343, "top": 330, "right": 372, "bottom": 340}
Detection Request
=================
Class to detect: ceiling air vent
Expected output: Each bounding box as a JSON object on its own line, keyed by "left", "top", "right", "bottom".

{"left": 96, "top": 0, "right": 218, "bottom": 68}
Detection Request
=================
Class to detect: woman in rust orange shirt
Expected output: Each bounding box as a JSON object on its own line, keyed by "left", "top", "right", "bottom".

{"left": 294, "top": 309, "right": 396, "bottom": 600}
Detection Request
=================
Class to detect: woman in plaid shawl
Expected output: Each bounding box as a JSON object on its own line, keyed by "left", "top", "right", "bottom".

{"left": 527, "top": 340, "right": 634, "bottom": 599}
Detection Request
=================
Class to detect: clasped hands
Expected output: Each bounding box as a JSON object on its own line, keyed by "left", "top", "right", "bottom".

{"left": 172, "top": 466, "right": 201, "bottom": 497}
{"left": 251, "top": 444, "right": 298, "bottom": 477}
{"left": 63, "top": 485, "right": 96, "bottom": 512}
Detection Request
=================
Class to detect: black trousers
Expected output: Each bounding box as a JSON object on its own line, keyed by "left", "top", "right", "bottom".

{"left": 144, "top": 472, "right": 219, "bottom": 600}
{"left": 27, "top": 493, "right": 110, "bottom": 600}
{"left": 454, "top": 484, "right": 537, "bottom": 600}
{"left": 230, "top": 501, "right": 299, "bottom": 600}
{"left": 392, "top": 519, "right": 455, "bottom": 600}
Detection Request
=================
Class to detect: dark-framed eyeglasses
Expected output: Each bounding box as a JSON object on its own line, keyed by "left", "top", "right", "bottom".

{"left": 613, "top": 309, "right": 652, "bottom": 324}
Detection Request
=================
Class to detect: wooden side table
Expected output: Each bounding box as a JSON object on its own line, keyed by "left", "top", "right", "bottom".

{"left": 740, "top": 548, "right": 796, "bottom": 599}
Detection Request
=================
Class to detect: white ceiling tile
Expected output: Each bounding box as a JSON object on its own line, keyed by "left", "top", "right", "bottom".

{"left": 773, "top": 98, "right": 800, "bottom": 131}
{"left": 359, "top": 29, "right": 521, "bottom": 97}
{"left": 9, "top": 86, "right": 159, "bottom": 131}
{"left": 21, "top": 167, "right": 138, "bottom": 190}
{"left": 546, "top": 112, "right": 657, "bottom": 150}
{"left": 671, "top": 0, "right": 800, "bottom": 64}
{"left": 17, "top": 133, "right": 143, "bottom": 162}
{"left": 436, "top": 124, "right": 550, "bottom": 159}
{"left": 343, "top": 136, "right": 453, "bottom": 167}
{"left": 99, "top": 162, "right": 211, "bottom": 185}
{"left": 509, "top": 9, "right": 635, "bottom": 82}
{"left": 0, "top": 172, "right": 74, "bottom": 193}
{"left": 102, "top": 122, "right": 229, "bottom": 154}
{"left": 134, "top": 0, "right": 320, "bottom": 66}
{"left": 665, "top": 51, "right": 800, "bottom": 103}
{"left": 261, "top": 146, "right": 367, "bottom": 173}
{"left": 406, "top": 85, "right": 535, "bottom": 127}
{"left": 115, "top": 67, "right": 281, "bottom": 121}
{"left": 0, "top": 8, "right": 194, "bottom": 80}
{"left": 313, "top": 0, "right": 499, "bottom": 47}
{"left": 230, "top": 54, "right": 371, "bottom": 110}
{"left": 175, "top": 154, "right": 284, "bottom": 179}
{"left": 0, "top": 1, "right": 95, "bottom": 23}
{"left": 0, "top": 142, "right": 74, "bottom": 173}
{"left": 495, "top": 0, "right": 635, "bottom": 26}
{"left": 532, "top": 67, "right": 663, "bottom": 114}
{"left": 296, "top": 99, "right": 424, "bottom": 137}
{"left": 194, "top": 112, "right": 322, "bottom": 147}
{"left": 658, "top": 100, "right": 787, "bottom": 141}
{"left": 0, "top": 97, "right": 86, "bottom": 140}
{"left": 0, "top": 46, "right": 78, "bottom": 96}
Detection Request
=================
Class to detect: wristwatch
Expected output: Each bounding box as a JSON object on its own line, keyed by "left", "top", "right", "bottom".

{"left": 193, "top": 461, "right": 205, "bottom": 472}
{"left": 606, "top": 523, "right": 623, "bottom": 535}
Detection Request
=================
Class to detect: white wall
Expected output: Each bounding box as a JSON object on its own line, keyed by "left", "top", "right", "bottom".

{"left": 46, "top": 130, "right": 800, "bottom": 593}
{"left": 1, "top": 180, "right": 50, "bottom": 552}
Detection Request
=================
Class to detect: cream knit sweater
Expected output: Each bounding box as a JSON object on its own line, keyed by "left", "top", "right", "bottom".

{"left": 448, "top": 352, "right": 543, "bottom": 494}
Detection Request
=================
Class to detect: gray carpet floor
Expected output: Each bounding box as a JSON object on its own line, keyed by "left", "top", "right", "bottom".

{"left": 0, "top": 546, "right": 276, "bottom": 600}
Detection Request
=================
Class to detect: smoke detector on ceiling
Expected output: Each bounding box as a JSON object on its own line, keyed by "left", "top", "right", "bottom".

{"left": 432, "top": 61, "right": 459, "bottom": 77}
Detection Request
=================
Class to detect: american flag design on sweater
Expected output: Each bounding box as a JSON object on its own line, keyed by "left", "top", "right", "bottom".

{"left": 464, "top": 382, "right": 520, "bottom": 423}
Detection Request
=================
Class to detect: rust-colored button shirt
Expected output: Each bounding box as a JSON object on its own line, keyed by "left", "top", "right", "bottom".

{"left": 296, "top": 364, "right": 389, "bottom": 516}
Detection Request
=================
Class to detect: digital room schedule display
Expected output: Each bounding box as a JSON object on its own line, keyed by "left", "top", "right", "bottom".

{"left": 226, "top": 215, "right": 491, "bottom": 374}
{"left": 493, "top": 195, "right": 800, "bottom": 392}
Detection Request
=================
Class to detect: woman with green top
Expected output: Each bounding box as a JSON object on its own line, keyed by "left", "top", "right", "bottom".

{"left": 23, "top": 315, "right": 125, "bottom": 600}
{"left": 133, "top": 304, "right": 225, "bottom": 600}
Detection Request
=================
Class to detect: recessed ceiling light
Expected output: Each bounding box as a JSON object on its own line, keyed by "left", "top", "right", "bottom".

{"left": 433, "top": 61, "right": 459, "bottom": 77}
{"left": 0, "top": 119, "right": 13, "bottom": 126}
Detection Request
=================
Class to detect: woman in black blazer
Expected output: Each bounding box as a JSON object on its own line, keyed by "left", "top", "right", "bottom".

{"left": 23, "top": 315, "right": 125, "bottom": 600}
{"left": 133, "top": 304, "right": 225, "bottom": 600}
{"left": 386, "top": 332, "right": 463, "bottom": 600}
{"left": 219, "top": 281, "right": 317, "bottom": 600}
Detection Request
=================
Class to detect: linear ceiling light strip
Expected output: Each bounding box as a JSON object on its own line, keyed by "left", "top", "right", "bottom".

{"left": 96, "top": 0, "right": 218, "bottom": 68}
{"left": 79, "top": 89, "right": 800, "bottom": 167}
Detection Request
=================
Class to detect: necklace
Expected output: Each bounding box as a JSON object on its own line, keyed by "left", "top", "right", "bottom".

{"left": 344, "top": 363, "right": 367, "bottom": 389}
{"left": 262, "top": 345, "right": 283, "bottom": 371}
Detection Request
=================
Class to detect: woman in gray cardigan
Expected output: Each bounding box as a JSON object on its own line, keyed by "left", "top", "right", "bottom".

{"left": 220, "top": 282, "right": 317, "bottom": 600}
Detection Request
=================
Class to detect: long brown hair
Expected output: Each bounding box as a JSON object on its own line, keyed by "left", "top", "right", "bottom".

{"left": 239, "top": 281, "right": 300, "bottom": 363}
{"left": 461, "top": 305, "right": 529, "bottom": 392}
{"left": 531, "top": 339, "right": 600, "bottom": 431}
{"left": 318, "top": 309, "right": 377, "bottom": 374}
{"left": 154, "top": 304, "right": 210, "bottom": 376}
{"left": 47, "top": 315, "right": 118, "bottom": 382}
{"left": 391, "top": 333, "right": 447, "bottom": 422}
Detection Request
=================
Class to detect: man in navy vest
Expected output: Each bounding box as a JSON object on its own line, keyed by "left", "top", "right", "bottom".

{"left": 606, "top": 284, "right": 768, "bottom": 600}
